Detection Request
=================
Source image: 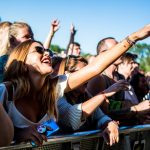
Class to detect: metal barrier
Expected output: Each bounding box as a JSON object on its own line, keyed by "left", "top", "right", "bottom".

{"left": 1, "top": 124, "right": 150, "bottom": 150}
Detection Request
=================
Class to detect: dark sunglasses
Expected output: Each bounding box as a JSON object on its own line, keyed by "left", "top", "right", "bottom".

{"left": 35, "top": 46, "right": 53, "bottom": 57}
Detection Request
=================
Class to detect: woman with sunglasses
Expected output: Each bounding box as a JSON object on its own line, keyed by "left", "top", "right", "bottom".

{"left": 0, "top": 23, "right": 150, "bottom": 146}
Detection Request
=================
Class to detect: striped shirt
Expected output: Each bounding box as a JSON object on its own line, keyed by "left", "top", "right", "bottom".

{"left": 57, "top": 96, "right": 112, "bottom": 131}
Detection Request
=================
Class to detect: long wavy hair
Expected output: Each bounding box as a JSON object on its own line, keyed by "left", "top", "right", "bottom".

{"left": 52, "top": 55, "right": 88, "bottom": 76}
{"left": 4, "top": 40, "right": 58, "bottom": 118}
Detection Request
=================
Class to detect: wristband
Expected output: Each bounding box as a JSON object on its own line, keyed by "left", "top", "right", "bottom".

{"left": 125, "top": 36, "right": 135, "bottom": 46}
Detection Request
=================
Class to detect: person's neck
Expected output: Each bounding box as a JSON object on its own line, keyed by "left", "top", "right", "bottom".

{"left": 29, "top": 72, "right": 46, "bottom": 91}
{"left": 118, "top": 70, "right": 128, "bottom": 80}
{"left": 103, "top": 67, "right": 115, "bottom": 79}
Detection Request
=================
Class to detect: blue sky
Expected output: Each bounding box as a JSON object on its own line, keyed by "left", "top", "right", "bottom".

{"left": 1, "top": 0, "right": 150, "bottom": 54}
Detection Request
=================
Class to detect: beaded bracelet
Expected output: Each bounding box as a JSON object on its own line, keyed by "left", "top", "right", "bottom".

{"left": 125, "top": 36, "right": 136, "bottom": 46}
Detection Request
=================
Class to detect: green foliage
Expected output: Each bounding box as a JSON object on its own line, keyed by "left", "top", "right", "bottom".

{"left": 129, "top": 43, "right": 150, "bottom": 72}
{"left": 50, "top": 44, "right": 65, "bottom": 53}
{"left": 81, "top": 53, "right": 92, "bottom": 58}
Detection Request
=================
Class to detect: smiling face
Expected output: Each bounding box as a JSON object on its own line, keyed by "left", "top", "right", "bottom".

{"left": 25, "top": 42, "right": 53, "bottom": 76}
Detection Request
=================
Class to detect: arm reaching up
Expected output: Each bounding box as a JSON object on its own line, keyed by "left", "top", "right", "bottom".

{"left": 66, "top": 23, "right": 77, "bottom": 55}
{"left": 65, "top": 24, "right": 150, "bottom": 92}
{"left": 44, "top": 19, "right": 60, "bottom": 49}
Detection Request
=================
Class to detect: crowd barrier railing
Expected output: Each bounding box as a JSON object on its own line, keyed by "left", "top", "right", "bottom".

{"left": 1, "top": 124, "right": 150, "bottom": 150}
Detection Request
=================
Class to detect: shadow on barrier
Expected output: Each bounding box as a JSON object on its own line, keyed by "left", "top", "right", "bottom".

{"left": 1, "top": 124, "right": 150, "bottom": 150}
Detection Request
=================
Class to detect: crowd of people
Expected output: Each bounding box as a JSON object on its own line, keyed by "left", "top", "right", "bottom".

{"left": 0, "top": 19, "right": 150, "bottom": 147}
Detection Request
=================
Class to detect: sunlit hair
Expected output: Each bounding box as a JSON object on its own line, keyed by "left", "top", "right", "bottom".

{"left": 64, "top": 56, "right": 88, "bottom": 105}
{"left": 9, "top": 22, "right": 34, "bottom": 48}
{"left": 4, "top": 39, "right": 58, "bottom": 118}
{"left": 65, "top": 55, "right": 88, "bottom": 73}
{"left": 0, "top": 21, "right": 12, "bottom": 56}
{"left": 9, "top": 21, "right": 33, "bottom": 38}
{"left": 52, "top": 55, "right": 88, "bottom": 76}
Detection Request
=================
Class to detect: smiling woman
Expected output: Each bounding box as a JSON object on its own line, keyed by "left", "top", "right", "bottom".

{"left": 0, "top": 23, "right": 150, "bottom": 146}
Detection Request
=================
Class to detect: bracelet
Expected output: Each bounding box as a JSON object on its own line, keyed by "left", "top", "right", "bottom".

{"left": 125, "top": 36, "right": 136, "bottom": 46}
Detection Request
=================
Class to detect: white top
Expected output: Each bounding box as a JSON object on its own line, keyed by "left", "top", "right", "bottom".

{"left": 0, "top": 75, "right": 69, "bottom": 128}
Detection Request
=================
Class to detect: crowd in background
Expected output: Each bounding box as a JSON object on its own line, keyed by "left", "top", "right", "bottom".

{"left": 0, "top": 19, "right": 150, "bottom": 147}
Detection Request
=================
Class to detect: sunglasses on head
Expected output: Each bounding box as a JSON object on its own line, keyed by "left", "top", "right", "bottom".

{"left": 35, "top": 46, "right": 53, "bottom": 57}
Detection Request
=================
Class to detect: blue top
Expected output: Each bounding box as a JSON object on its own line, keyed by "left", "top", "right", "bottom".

{"left": 0, "top": 55, "right": 8, "bottom": 83}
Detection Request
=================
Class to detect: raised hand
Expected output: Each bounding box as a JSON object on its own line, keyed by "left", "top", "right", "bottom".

{"left": 70, "top": 23, "right": 76, "bottom": 35}
{"left": 15, "top": 125, "right": 47, "bottom": 146}
{"left": 44, "top": 19, "right": 60, "bottom": 49}
{"left": 50, "top": 19, "right": 60, "bottom": 35}
{"left": 103, "top": 80, "right": 129, "bottom": 98}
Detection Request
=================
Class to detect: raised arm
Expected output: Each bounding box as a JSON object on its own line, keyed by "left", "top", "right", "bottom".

{"left": 66, "top": 23, "right": 77, "bottom": 55}
{"left": 43, "top": 19, "right": 60, "bottom": 49}
{"left": 65, "top": 24, "right": 150, "bottom": 92}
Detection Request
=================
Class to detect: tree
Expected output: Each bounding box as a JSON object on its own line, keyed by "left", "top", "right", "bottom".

{"left": 50, "top": 44, "right": 65, "bottom": 54}
{"left": 129, "top": 43, "right": 150, "bottom": 72}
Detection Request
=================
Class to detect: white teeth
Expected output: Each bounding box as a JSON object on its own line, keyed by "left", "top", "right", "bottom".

{"left": 42, "top": 59, "right": 50, "bottom": 64}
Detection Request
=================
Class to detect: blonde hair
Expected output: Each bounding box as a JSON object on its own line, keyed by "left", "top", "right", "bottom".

{"left": 4, "top": 40, "right": 58, "bottom": 118}
{"left": 0, "top": 21, "right": 12, "bottom": 56}
{"left": 9, "top": 22, "right": 33, "bottom": 38}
